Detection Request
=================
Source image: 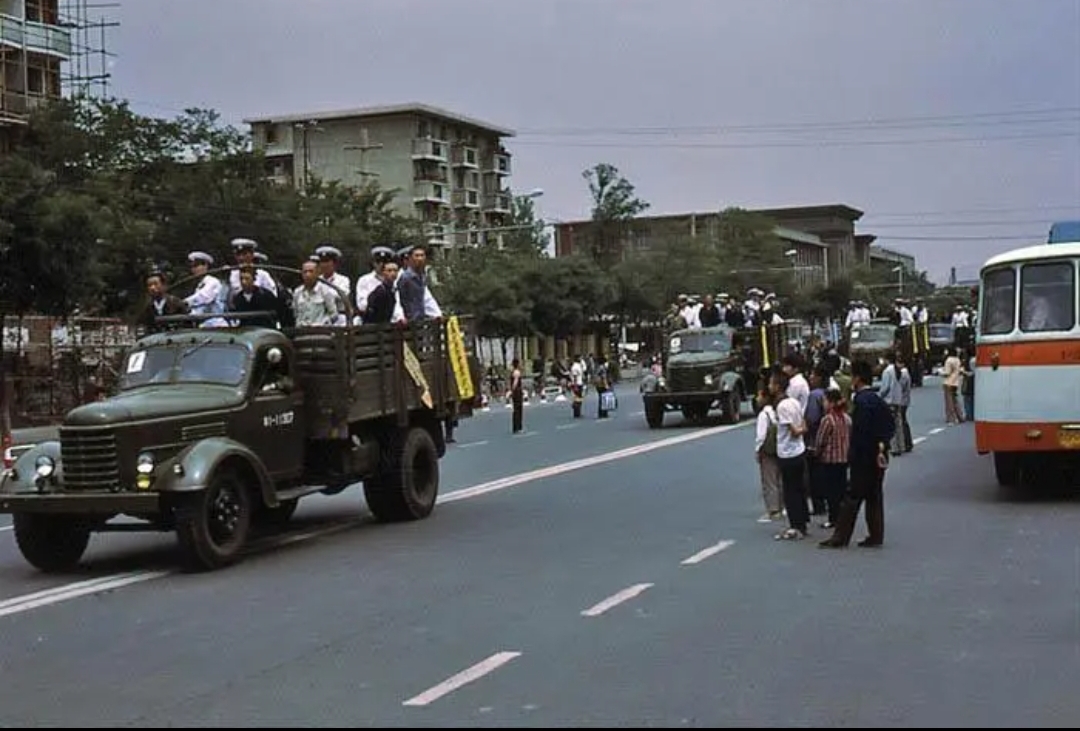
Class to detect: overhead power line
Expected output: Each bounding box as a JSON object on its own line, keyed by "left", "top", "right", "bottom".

{"left": 512, "top": 131, "right": 1079, "bottom": 149}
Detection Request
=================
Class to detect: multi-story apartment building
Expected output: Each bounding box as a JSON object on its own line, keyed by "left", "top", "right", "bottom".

{"left": 244, "top": 103, "right": 516, "bottom": 253}
{"left": 0, "top": 0, "right": 70, "bottom": 153}
{"left": 552, "top": 203, "right": 910, "bottom": 288}
{"left": 869, "top": 243, "right": 916, "bottom": 273}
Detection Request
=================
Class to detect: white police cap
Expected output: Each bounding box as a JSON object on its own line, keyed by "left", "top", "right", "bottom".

{"left": 230, "top": 237, "right": 258, "bottom": 251}
{"left": 315, "top": 244, "right": 343, "bottom": 259}
{"left": 187, "top": 251, "right": 214, "bottom": 266}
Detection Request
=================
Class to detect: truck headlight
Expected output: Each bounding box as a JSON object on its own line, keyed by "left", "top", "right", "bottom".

{"left": 657, "top": 377, "right": 666, "bottom": 389}
{"left": 34, "top": 455, "right": 55, "bottom": 478}
{"left": 136, "top": 453, "right": 155, "bottom": 475}
{"left": 703, "top": 374, "right": 714, "bottom": 386}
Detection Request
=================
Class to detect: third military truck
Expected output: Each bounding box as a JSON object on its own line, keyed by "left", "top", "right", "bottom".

{"left": 0, "top": 302, "right": 481, "bottom": 573}
{"left": 641, "top": 324, "right": 746, "bottom": 428}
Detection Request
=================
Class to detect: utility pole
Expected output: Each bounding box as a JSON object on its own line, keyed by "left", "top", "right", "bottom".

{"left": 343, "top": 128, "right": 383, "bottom": 185}
{"left": 294, "top": 120, "right": 319, "bottom": 191}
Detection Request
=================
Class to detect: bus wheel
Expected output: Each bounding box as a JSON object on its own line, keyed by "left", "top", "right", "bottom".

{"left": 993, "top": 452, "right": 1021, "bottom": 488}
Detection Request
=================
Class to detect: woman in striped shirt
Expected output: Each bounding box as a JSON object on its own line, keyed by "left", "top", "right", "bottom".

{"left": 813, "top": 388, "right": 851, "bottom": 529}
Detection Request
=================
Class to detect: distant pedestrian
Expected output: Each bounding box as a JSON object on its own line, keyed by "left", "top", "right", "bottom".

{"left": 510, "top": 358, "right": 524, "bottom": 434}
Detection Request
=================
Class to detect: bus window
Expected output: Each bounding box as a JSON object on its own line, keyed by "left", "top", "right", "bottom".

{"left": 980, "top": 267, "right": 1016, "bottom": 335}
{"left": 1020, "top": 262, "right": 1075, "bottom": 332}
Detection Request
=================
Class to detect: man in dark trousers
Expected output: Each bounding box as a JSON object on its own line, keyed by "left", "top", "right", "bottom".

{"left": 819, "top": 358, "right": 895, "bottom": 549}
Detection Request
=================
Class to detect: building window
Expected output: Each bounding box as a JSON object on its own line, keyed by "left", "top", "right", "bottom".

{"left": 265, "top": 126, "right": 277, "bottom": 145}
{"left": 417, "top": 120, "right": 430, "bottom": 138}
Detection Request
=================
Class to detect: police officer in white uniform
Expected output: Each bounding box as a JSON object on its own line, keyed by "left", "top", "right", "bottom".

{"left": 354, "top": 245, "right": 397, "bottom": 324}
{"left": 313, "top": 244, "right": 350, "bottom": 326}
{"left": 184, "top": 251, "right": 228, "bottom": 328}
{"left": 227, "top": 238, "right": 278, "bottom": 298}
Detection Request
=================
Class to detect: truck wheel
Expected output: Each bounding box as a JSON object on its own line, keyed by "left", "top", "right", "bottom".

{"left": 364, "top": 426, "right": 439, "bottom": 522}
{"left": 175, "top": 470, "right": 253, "bottom": 571}
{"left": 13, "top": 514, "right": 91, "bottom": 573}
{"left": 645, "top": 402, "right": 664, "bottom": 429}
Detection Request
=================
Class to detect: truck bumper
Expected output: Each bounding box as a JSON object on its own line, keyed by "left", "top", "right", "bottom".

{"left": 643, "top": 391, "right": 724, "bottom": 407}
{"left": 0, "top": 492, "right": 162, "bottom": 515}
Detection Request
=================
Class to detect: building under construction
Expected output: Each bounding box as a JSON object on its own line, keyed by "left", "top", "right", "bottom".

{"left": 0, "top": 0, "right": 115, "bottom": 153}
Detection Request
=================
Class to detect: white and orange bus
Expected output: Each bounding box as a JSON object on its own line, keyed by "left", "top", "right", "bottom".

{"left": 975, "top": 242, "right": 1080, "bottom": 486}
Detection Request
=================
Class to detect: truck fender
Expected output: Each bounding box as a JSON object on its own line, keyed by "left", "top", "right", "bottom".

{"left": 1, "top": 441, "right": 62, "bottom": 495}
{"left": 719, "top": 371, "right": 743, "bottom": 396}
{"left": 156, "top": 437, "right": 278, "bottom": 508}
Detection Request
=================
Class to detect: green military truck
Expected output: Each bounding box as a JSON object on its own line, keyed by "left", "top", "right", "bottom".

{"left": 640, "top": 325, "right": 750, "bottom": 428}
{"left": 0, "top": 311, "right": 480, "bottom": 573}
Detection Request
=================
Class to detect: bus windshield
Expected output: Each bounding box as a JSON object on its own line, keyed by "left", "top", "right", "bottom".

{"left": 980, "top": 267, "right": 1017, "bottom": 335}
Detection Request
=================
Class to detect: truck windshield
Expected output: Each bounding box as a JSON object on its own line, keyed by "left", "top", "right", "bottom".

{"left": 850, "top": 325, "right": 894, "bottom": 345}
{"left": 930, "top": 324, "right": 954, "bottom": 340}
{"left": 670, "top": 331, "right": 732, "bottom": 355}
{"left": 119, "top": 344, "right": 250, "bottom": 390}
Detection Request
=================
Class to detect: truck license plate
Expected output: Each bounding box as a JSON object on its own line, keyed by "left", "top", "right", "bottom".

{"left": 1057, "top": 429, "right": 1080, "bottom": 449}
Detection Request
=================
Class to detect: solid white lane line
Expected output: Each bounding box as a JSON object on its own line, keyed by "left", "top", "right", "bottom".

{"left": 0, "top": 571, "right": 169, "bottom": 619}
{"left": 457, "top": 440, "right": 490, "bottom": 448}
{"left": 929, "top": 427, "right": 945, "bottom": 435}
{"left": 0, "top": 525, "right": 11, "bottom": 532}
{"left": 681, "top": 539, "right": 736, "bottom": 565}
{"left": 913, "top": 436, "right": 928, "bottom": 445}
{"left": 439, "top": 420, "right": 751, "bottom": 505}
{"left": 402, "top": 651, "right": 522, "bottom": 707}
{"left": 581, "top": 583, "right": 654, "bottom": 617}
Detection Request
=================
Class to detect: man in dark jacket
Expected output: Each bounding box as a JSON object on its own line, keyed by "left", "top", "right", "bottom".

{"left": 819, "top": 358, "right": 895, "bottom": 548}
{"left": 228, "top": 265, "right": 279, "bottom": 329}
{"left": 137, "top": 270, "right": 189, "bottom": 335}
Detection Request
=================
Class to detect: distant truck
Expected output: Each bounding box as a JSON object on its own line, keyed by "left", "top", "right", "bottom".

{"left": 640, "top": 320, "right": 801, "bottom": 428}
{"left": 0, "top": 312, "right": 480, "bottom": 573}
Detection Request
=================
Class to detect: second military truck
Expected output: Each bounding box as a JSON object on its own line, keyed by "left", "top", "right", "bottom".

{"left": 0, "top": 313, "right": 480, "bottom": 572}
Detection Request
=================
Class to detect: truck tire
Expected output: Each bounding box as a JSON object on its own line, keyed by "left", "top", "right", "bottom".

{"left": 645, "top": 401, "right": 664, "bottom": 429}
{"left": 174, "top": 469, "right": 253, "bottom": 571}
{"left": 13, "top": 514, "right": 91, "bottom": 573}
{"left": 364, "top": 426, "right": 439, "bottom": 522}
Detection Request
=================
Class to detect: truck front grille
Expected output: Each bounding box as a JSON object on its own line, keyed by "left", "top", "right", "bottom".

{"left": 60, "top": 427, "right": 120, "bottom": 491}
{"left": 667, "top": 367, "right": 706, "bottom": 393}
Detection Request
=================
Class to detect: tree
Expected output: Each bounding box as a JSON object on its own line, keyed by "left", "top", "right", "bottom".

{"left": 500, "top": 194, "right": 548, "bottom": 257}
{"left": 582, "top": 163, "right": 649, "bottom": 264}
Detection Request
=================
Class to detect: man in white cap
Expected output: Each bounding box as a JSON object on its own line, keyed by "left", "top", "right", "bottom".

{"left": 184, "top": 251, "right": 228, "bottom": 328}
{"left": 354, "top": 245, "right": 399, "bottom": 324}
{"left": 743, "top": 287, "right": 764, "bottom": 326}
{"left": 227, "top": 238, "right": 278, "bottom": 298}
{"left": 314, "top": 244, "right": 350, "bottom": 326}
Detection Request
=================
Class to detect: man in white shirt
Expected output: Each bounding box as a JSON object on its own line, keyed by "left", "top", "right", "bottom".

{"left": 780, "top": 354, "right": 810, "bottom": 413}
{"left": 227, "top": 238, "right": 278, "bottom": 298}
{"left": 354, "top": 245, "right": 397, "bottom": 324}
{"left": 183, "top": 251, "right": 228, "bottom": 328}
{"left": 773, "top": 371, "right": 809, "bottom": 540}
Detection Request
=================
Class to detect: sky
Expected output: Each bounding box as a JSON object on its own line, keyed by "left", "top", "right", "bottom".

{"left": 90, "top": 0, "right": 1080, "bottom": 284}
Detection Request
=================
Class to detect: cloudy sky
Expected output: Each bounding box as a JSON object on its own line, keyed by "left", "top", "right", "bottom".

{"left": 99, "top": 0, "right": 1079, "bottom": 283}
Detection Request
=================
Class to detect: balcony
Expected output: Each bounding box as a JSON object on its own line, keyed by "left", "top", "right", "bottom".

{"left": 411, "top": 137, "right": 448, "bottom": 162}
{"left": 413, "top": 180, "right": 449, "bottom": 206}
{"left": 485, "top": 152, "right": 511, "bottom": 176}
{"left": 483, "top": 191, "right": 512, "bottom": 214}
{"left": 452, "top": 189, "right": 480, "bottom": 209}
{"left": 426, "top": 224, "right": 450, "bottom": 246}
{"left": 451, "top": 145, "right": 479, "bottom": 169}
{"left": 413, "top": 163, "right": 448, "bottom": 184}
{"left": 0, "top": 15, "right": 72, "bottom": 58}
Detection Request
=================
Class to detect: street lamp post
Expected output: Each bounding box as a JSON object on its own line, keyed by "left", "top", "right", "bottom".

{"left": 892, "top": 264, "right": 905, "bottom": 294}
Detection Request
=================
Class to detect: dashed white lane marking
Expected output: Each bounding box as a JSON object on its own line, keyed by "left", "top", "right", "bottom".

{"left": 681, "top": 539, "right": 736, "bottom": 565}
{"left": 929, "top": 427, "right": 945, "bottom": 435}
{"left": 457, "top": 440, "right": 489, "bottom": 448}
{"left": 630, "top": 410, "right": 644, "bottom": 417}
{"left": 555, "top": 423, "right": 580, "bottom": 431}
{"left": 0, "top": 525, "right": 11, "bottom": 533}
{"left": 0, "top": 419, "right": 751, "bottom": 620}
{"left": 912, "top": 436, "right": 928, "bottom": 445}
{"left": 403, "top": 651, "right": 522, "bottom": 707}
{"left": 581, "top": 583, "right": 654, "bottom": 617}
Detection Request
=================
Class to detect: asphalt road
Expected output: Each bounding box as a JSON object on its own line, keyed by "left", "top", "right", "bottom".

{"left": 1, "top": 380, "right": 1078, "bottom": 727}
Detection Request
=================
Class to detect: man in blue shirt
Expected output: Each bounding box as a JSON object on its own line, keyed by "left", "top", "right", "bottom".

{"left": 820, "top": 359, "right": 895, "bottom": 548}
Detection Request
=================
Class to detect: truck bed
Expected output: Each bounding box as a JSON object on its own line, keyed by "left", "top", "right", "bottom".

{"left": 289, "top": 320, "right": 478, "bottom": 439}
